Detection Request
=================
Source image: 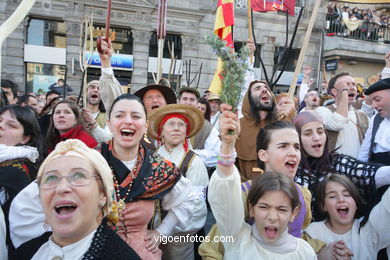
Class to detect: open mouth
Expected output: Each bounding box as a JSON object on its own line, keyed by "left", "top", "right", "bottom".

{"left": 337, "top": 206, "right": 349, "bottom": 216}
{"left": 264, "top": 226, "right": 278, "bottom": 239}
{"left": 312, "top": 98, "right": 318, "bottom": 102}
{"left": 121, "top": 129, "right": 135, "bottom": 137}
{"left": 260, "top": 95, "right": 269, "bottom": 101}
{"left": 285, "top": 161, "right": 296, "bottom": 171}
{"left": 91, "top": 94, "right": 99, "bottom": 99}
{"left": 55, "top": 202, "right": 77, "bottom": 217}
{"left": 348, "top": 93, "right": 355, "bottom": 97}
{"left": 151, "top": 105, "right": 160, "bottom": 110}
{"left": 312, "top": 144, "right": 322, "bottom": 151}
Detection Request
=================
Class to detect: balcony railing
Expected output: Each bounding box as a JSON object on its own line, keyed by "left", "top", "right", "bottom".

{"left": 326, "top": 16, "right": 390, "bottom": 44}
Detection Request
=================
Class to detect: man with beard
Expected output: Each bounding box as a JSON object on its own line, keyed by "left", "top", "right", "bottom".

{"left": 80, "top": 80, "right": 112, "bottom": 142}
{"left": 300, "top": 90, "right": 320, "bottom": 112}
{"left": 235, "top": 80, "right": 296, "bottom": 181}
{"left": 315, "top": 73, "right": 369, "bottom": 158}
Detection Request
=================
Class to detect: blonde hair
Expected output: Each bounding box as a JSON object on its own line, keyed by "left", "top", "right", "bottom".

{"left": 37, "top": 139, "right": 113, "bottom": 217}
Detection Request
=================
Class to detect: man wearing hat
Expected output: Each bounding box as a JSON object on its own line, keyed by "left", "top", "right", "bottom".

{"left": 208, "top": 93, "right": 221, "bottom": 128}
{"left": 177, "top": 86, "right": 221, "bottom": 169}
{"left": 358, "top": 77, "right": 390, "bottom": 165}
{"left": 80, "top": 80, "right": 112, "bottom": 142}
{"left": 133, "top": 84, "right": 177, "bottom": 114}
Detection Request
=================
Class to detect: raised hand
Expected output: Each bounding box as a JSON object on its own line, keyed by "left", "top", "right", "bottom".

{"left": 98, "top": 38, "right": 114, "bottom": 68}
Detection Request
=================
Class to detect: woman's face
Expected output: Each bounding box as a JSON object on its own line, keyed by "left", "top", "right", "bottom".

{"left": 198, "top": 103, "right": 207, "bottom": 116}
{"left": 40, "top": 156, "right": 105, "bottom": 247}
{"left": 161, "top": 117, "right": 187, "bottom": 149}
{"left": 300, "top": 121, "right": 327, "bottom": 158}
{"left": 0, "top": 110, "right": 30, "bottom": 146}
{"left": 323, "top": 181, "right": 356, "bottom": 231}
{"left": 53, "top": 103, "right": 77, "bottom": 134}
{"left": 108, "top": 99, "right": 147, "bottom": 150}
{"left": 250, "top": 190, "right": 298, "bottom": 243}
{"left": 258, "top": 128, "right": 301, "bottom": 179}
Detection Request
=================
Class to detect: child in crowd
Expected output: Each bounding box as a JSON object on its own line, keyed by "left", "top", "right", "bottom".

{"left": 207, "top": 105, "right": 316, "bottom": 259}
{"left": 305, "top": 174, "right": 390, "bottom": 259}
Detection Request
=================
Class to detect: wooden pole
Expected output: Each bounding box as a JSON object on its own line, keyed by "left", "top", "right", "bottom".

{"left": 156, "top": 0, "right": 167, "bottom": 82}
{"left": 287, "top": 0, "right": 321, "bottom": 98}
{"left": 0, "top": 0, "right": 37, "bottom": 86}
{"left": 248, "top": 0, "right": 253, "bottom": 63}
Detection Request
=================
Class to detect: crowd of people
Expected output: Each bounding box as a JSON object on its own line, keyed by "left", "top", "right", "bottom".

{"left": 326, "top": 2, "right": 390, "bottom": 42}
{"left": 0, "top": 37, "right": 390, "bottom": 260}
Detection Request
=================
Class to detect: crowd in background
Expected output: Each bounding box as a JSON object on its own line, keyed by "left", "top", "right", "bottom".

{"left": 326, "top": 2, "right": 390, "bottom": 42}
{"left": 0, "top": 38, "right": 390, "bottom": 260}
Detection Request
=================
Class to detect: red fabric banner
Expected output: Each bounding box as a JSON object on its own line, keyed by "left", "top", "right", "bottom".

{"left": 251, "top": 0, "right": 296, "bottom": 16}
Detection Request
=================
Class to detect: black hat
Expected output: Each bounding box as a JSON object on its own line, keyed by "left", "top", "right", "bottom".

{"left": 134, "top": 84, "right": 177, "bottom": 104}
{"left": 178, "top": 86, "right": 200, "bottom": 99}
{"left": 364, "top": 78, "right": 390, "bottom": 95}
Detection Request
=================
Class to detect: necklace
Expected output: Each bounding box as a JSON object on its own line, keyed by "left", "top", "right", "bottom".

{"left": 111, "top": 145, "right": 144, "bottom": 212}
{"left": 113, "top": 172, "right": 136, "bottom": 211}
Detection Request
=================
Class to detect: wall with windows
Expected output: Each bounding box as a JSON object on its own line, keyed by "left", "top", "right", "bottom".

{"left": 0, "top": 0, "right": 325, "bottom": 95}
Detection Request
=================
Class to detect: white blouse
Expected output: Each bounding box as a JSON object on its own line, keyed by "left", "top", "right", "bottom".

{"left": 157, "top": 144, "right": 209, "bottom": 235}
{"left": 305, "top": 185, "right": 390, "bottom": 260}
{"left": 208, "top": 167, "right": 317, "bottom": 259}
{"left": 32, "top": 230, "right": 96, "bottom": 260}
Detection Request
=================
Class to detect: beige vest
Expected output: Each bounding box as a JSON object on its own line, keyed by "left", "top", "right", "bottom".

{"left": 326, "top": 105, "right": 369, "bottom": 151}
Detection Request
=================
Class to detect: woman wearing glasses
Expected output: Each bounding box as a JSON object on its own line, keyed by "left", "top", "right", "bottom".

{"left": 27, "top": 139, "right": 140, "bottom": 259}
{"left": 148, "top": 104, "right": 209, "bottom": 258}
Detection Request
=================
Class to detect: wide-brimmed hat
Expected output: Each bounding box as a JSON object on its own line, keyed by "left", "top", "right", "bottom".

{"left": 178, "top": 86, "right": 200, "bottom": 99}
{"left": 134, "top": 84, "right": 177, "bottom": 104}
{"left": 147, "top": 104, "right": 204, "bottom": 140}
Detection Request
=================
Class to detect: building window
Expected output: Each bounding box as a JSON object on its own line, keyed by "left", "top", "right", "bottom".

{"left": 27, "top": 18, "right": 66, "bottom": 48}
{"left": 273, "top": 46, "right": 300, "bottom": 71}
{"left": 26, "top": 63, "right": 66, "bottom": 94}
{"left": 234, "top": 41, "right": 262, "bottom": 68}
{"left": 88, "top": 27, "right": 133, "bottom": 55}
{"left": 149, "top": 32, "right": 182, "bottom": 59}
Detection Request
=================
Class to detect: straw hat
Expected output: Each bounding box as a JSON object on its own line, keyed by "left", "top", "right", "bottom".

{"left": 147, "top": 104, "right": 204, "bottom": 140}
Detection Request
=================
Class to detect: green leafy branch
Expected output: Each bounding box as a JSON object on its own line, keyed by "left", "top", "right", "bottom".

{"left": 205, "top": 34, "right": 251, "bottom": 110}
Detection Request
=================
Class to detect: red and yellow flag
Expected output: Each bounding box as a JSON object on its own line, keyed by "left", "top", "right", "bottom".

{"left": 209, "top": 0, "right": 235, "bottom": 95}
{"left": 251, "top": 0, "right": 295, "bottom": 16}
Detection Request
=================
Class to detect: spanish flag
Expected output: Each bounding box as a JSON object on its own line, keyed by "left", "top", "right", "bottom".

{"left": 209, "top": 0, "right": 234, "bottom": 95}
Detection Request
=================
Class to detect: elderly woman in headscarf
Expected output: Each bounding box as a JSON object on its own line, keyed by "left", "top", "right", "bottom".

{"left": 148, "top": 104, "right": 209, "bottom": 259}
{"left": 12, "top": 139, "right": 140, "bottom": 260}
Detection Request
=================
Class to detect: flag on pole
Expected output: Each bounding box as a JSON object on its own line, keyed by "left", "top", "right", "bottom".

{"left": 209, "top": 0, "right": 235, "bottom": 95}
{"left": 251, "top": 0, "right": 295, "bottom": 16}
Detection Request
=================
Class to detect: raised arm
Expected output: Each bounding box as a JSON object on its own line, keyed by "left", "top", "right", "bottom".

{"left": 98, "top": 39, "right": 123, "bottom": 113}
{"left": 208, "top": 104, "right": 245, "bottom": 238}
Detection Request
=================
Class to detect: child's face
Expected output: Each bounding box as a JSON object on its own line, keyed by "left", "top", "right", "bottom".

{"left": 250, "top": 190, "right": 298, "bottom": 243}
{"left": 258, "top": 128, "right": 301, "bottom": 179}
{"left": 323, "top": 181, "right": 357, "bottom": 229}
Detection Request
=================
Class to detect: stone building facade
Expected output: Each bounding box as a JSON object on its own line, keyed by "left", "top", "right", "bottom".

{"left": 1, "top": 0, "right": 387, "bottom": 95}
